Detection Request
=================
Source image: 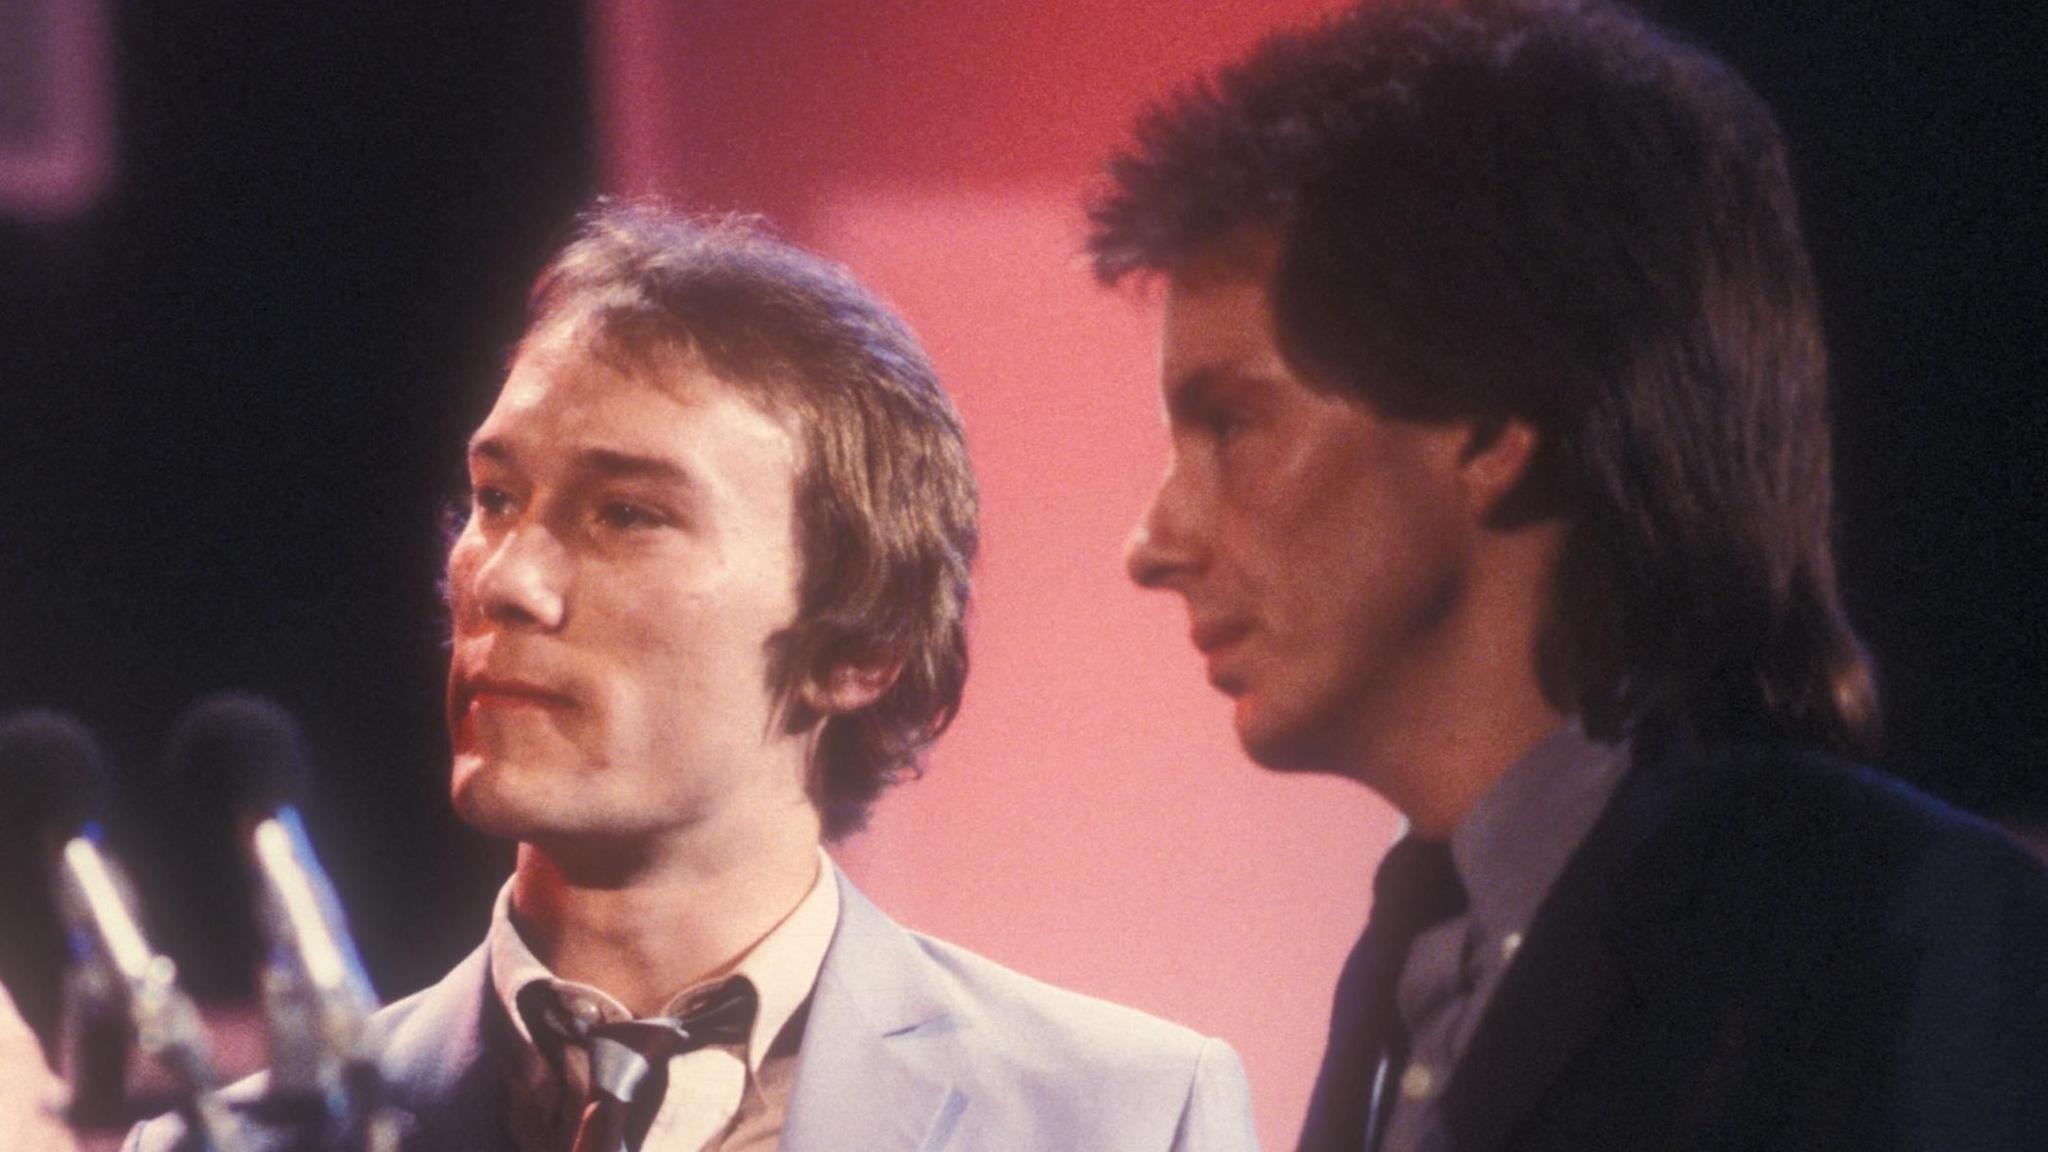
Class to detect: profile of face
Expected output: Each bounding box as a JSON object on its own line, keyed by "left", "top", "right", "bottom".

{"left": 1124, "top": 239, "right": 1479, "bottom": 778}
{"left": 445, "top": 319, "right": 813, "bottom": 848}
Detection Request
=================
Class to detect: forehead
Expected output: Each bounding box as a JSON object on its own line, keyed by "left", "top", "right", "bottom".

{"left": 474, "top": 321, "right": 800, "bottom": 480}
{"left": 1160, "top": 235, "right": 1290, "bottom": 384}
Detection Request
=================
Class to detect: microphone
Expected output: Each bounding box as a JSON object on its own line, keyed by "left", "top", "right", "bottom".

{"left": 0, "top": 711, "right": 236, "bottom": 1151}
{"left": 167, "top": 694, "right": 394, "bottom": 1152}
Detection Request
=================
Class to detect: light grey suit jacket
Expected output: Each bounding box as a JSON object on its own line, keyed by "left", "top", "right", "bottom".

{"left": 126, "top": 866, "right": 1260, "bottom": 1150}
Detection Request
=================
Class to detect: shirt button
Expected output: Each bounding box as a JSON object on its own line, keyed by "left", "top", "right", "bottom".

{"left": 1501, "top": 932, "right": 1524, "bottom": 959}
{"left": 1400, "top": 1064, "right": 1436, "bottom": 1100}
{"left": 565, "top": 995, "right": 606, "bottom": 1027}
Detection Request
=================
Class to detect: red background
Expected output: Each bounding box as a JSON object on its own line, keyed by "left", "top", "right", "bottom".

{"left": 592, "top": 2, "right": 1394, "bottom": 1144}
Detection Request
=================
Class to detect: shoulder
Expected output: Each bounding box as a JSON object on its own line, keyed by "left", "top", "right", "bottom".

{"left": 904, "top": 928, "right": 1257, "bottom": 1140}
{"left": 1536, "top": 729, "right": 2048, "bottom": 1141}
{"left": 1698, "top": 738, "right": 2048, "bottom": 915}
{"left": 1614, "top": 718, "right": 2044, "bottom": 898}
{"left": 809, "top": 876, "right": 1258, "bottom": 1148}
{"left": 1621, "top": 727, "right": 2048, "bottom": 1028}
{"left": 901, "top": 925, "right": 1220, "bottom": 1070}
{"left": 1720, "top": 744, "right": 2048, "bottom": 993}
{"left": 827, "top": 870, "right": 1223, "bottom": 1077}
{"left": 1666, "top": 738, "right": 2048, "bottom": 1138}
{"left": 360, "top": 941, "right": 494, "bottom": 1077}
{"left": 1593, "top": 722, "right": 2048, "bottom": 1041}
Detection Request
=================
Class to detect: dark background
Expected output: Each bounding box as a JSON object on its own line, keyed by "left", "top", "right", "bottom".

{"left": 0, "top": 0, "right": 596, "bottom": 1041}
{"left": 1, "top": 0, "right": 2041, "bottom": 1052}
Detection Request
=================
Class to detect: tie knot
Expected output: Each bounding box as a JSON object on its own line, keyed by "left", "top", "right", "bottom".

{"left": 596, "top": 977, "right": 759, "bottom": 1057}
{"left": 517, "top": 978, "right": 757, "bottom": 1152}
{"left": 1371, "top": 836, "right": 1468, "bottom": 939}
{"left": 520, "top": 976, "right": 759, "bottom": 1103}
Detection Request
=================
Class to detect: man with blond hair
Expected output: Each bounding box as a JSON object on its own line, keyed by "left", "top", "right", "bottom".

{"left": 129, "top": 203, "right": 1257, "bottom": 1152}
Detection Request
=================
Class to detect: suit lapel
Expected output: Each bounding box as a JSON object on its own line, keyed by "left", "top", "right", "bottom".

{"left": 1298, "top": 915, "right": 1401, "bottom": 1152}
{"left": 780, "top": 866, "right": 965, "bottom": 1152}
{"left": 372, "top": 870, "right": 972, "bottom": 1152}
{"left": 1441, "top": 721, "right": 1725, "bottom": 1152}
{"left": 372, "top": 943, "right": 516, "bottom": 1152}
{"left": 1437, "top": 874, "right": 1631, "bottom": 1152}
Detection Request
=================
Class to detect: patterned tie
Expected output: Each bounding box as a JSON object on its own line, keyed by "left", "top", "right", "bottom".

{"left": 1368, "top": 840, "right": 1466, "bottom": 1139}
{"left": 528, "top": 978, "right": 758, "bottom": 1152}
{"left": 1298, "top": 835, "right": 1468, "bottom": 1152}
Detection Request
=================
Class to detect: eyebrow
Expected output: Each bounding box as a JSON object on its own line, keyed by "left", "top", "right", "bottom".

{"left": 468, "top": 437, "right": 702, "bottom": 490}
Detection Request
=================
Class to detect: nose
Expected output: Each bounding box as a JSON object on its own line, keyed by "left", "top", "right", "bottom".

{"left": 462, "top": 524, "right": 569, "bottom": 632}
{"left": 1125, "top": 464, "right": 1198, "bottom": 591}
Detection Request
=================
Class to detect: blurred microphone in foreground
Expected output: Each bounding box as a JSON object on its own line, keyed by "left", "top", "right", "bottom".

{"left": 0, "top": 712, "right": 234, "bottom": 1152}
{"left": 167, "top": 695, "right": 394, "bottom": 1152}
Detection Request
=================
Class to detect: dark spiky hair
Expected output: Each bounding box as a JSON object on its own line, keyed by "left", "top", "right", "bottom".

{"left": 1091, "top": 0, "right": 1879, "bottom": 758}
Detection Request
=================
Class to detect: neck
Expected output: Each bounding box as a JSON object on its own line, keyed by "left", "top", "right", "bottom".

{"left": 1371, "top": 677, "right": 1565, "bottom": 841}
{"left": 1354, "top": 529, "right": 1569, "bottom": 840}
{"left": 509, "top": 801, "right": 823, "bottom": 1017}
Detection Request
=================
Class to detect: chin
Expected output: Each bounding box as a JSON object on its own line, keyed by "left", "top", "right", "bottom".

{"left": 451, "top": 751, "right": 587, "bottom": 840}
{"left": 450, "top": 754, "right": 531, "bottom": 839}
{"left": 453, "top": 752, "right": 700, "bottom": 849}
{"left": 1233, "top": 698, "right": 1344, "bottom": 775}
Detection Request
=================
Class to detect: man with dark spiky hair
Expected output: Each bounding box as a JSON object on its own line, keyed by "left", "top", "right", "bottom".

{"left": 125, "top": 202, "right": 1259, "bottom": 1152}
{"left": 1092, "top": 1, "right": 2048, "bottom": 1149}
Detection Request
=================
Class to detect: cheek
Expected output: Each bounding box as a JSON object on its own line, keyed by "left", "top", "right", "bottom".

{"left": 590, "top": 592, "right": 718, "bottom": 702}
{"left": 444, "top": 538, "right": 482, "bottom": 624}
{"left": 1221, "top": 465, "right": 1335, "bottom": 592}
{"left": 615, "top": 592, "right": 789, "bottom": 738}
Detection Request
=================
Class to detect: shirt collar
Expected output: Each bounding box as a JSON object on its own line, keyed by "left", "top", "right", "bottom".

{"left": 730, "top": 849, "right": 839, "bottom": 1069}
{"left": 488, "top": 846, "right": 841, "bottom": 1077}
{"left": 1447, "top": 717, "right": 1631, "bottom": 948}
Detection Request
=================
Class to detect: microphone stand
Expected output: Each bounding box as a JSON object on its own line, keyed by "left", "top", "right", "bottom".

{"left": 249, "top": 811, "right": 395, "bottom": 1152}
{"left": 56, "top": 833, "right": 238, "bottom": 1152}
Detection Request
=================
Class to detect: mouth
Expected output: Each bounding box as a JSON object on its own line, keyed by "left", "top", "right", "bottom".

{"left": 1186, "top": 618, "right": 1252, "bottom": 695}
{"left": 457, "top": 676, "right": 578, "bottom": 716}
{"left": 1189, "top": 618, "right": 1251, "bottom": 656}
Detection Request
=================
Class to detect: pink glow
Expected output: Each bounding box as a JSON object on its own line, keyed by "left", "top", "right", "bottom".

{"left": 594, "top": 4, "right": 1390, "bottom": 1144}
{"left": 0, "top": 0, "right": 114, "bottom": 220}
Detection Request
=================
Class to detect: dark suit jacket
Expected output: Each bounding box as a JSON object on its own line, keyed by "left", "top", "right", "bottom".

{"left": 1302, "top": 718, "right": 2048, "bottom": 1151}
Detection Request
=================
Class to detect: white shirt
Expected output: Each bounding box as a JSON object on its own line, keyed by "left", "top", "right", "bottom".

{"left": 487, "top": 850, "right": 841, "bottom": 1152}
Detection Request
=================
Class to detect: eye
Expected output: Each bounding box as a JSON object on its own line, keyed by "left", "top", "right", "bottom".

{"left": 596, "top": 500, "right": 666, "bottom": 531}
{"left": 472, "top": 485, "right": 517, "bottom": 521}
{"left": 1202, "top": 406, "right": 1247, "bottom": 444}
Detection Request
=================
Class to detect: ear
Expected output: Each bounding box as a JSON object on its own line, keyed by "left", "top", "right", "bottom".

{"left": 800, "top": 655, "right": 903, "bottom": 716}
{"left": 1455, "top": 415, "right": 1545, "bottom": 524}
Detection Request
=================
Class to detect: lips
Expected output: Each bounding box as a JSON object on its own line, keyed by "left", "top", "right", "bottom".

{"left": 449, "top": 664, "right": 580, "bottom": 732}
{"left": 1187, "top": 617, "right": 1252, "bottom": 695}
{"left": 1189, "top": 617, "right": 1252, "bottom": 655}
{"left": 450, "top": 675, "right": 575, "bottom": 755}
{"left": 461, "top": 674, "right": 577, "bottom": 711}
{"left": 467, "top": 679, "right": 575, "bottom": 708}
